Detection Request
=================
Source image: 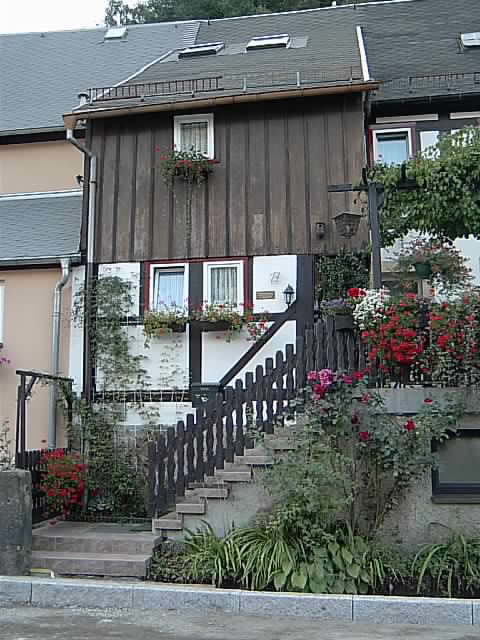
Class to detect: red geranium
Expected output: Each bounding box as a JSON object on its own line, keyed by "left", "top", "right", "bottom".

{"left": 404, "top": 419, "right": 416, "bottom": 432}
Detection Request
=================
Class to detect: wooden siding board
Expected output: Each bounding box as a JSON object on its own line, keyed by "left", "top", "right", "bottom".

{"left": 91, "top": 121, "right": 105, "bottom": 261}
{"left": 151, "top": 124, "right": 173, "bottom": 260}
{"left": 115, "top": 127, "right": 136, "bottom": 261}
{"left": 268, "top": 113, "right": 288, "bottom": 254}
{"left": 133, "top": 127, "right": 153, "bottom": 261}
{"left": 306, "top": 106, "right": 329, "bottom": 256}
{"left": 287, "top": 109, "right": 309, "bottom": 254}
{"left": 246, "top": 109, "right": 267, "bottom": 254}
{"left": 228, "top": 117, "right": 247, "bottom": 256}
{"left": 190, "top": 182, "right": 208, "bottom": 258}
{"left": 98, "top": 125, "right": 118, "bottom": 263}
{"left": 208, "top": 112, "right": 228, "bottom": 257}
{"left": 325, "top": 101, "right": 348, "bottom": 254}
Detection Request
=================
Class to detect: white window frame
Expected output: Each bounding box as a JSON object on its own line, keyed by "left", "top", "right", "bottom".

{"left": 204, "top": 261, "right": 244, "bottom": 308}
{"left": 372, "top": 128, "right": 413, "bottom": 164}
{"left": 0, "top": 282, "right": 4, "bottom": 344}
{"left": 149, "top": 263, "right": 188, "bottom": 311}
{"left": 173, "top": 113, "right": 215, "bottom": 159}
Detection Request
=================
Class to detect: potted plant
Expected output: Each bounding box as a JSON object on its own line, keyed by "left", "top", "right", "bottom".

{"left": 159, "top": 148, "right": 219, "bottom": 185}
{"left": 143, "top": 306, "right": 188, "bottom": 338}
{"left": 319, "top": 298, "right": 356, "bottom": 330}
{"left": 190, "top": 303, "right": 245, "bottom": 341}
{"left": 397, "top": 237, "right": 472, "bottom": 289}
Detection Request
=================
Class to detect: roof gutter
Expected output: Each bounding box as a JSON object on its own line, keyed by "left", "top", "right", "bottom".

{"left": 356, "top": 26, "right": 371, "bottom": 82}
{"left": 0, "top": 254, "right": 81, "bottom": 268}
{"left": 66, "top": 126, "right": 96, "bottom": 402}
{"left": 64, "top": 81, "right": 379, "bottom": 127}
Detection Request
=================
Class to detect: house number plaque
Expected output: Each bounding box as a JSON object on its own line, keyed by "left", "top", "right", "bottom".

{"left": 256, "top": 291, "right": 275, "bottom": 300}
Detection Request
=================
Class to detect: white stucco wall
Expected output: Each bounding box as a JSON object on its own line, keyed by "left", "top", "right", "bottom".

{"left": 68, "top": 266, "right": 85, "bottom": 393}
{"left": 253, "top": 255, "right": 296, "bottom": 313}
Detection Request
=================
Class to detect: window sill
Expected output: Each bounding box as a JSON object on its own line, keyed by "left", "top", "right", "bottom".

{"left": 431, "top": 494, "right": 480, "bottom": 504}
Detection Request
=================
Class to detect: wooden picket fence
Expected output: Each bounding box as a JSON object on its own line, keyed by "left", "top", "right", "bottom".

{"left": 148, "top": 319, "right": 364, "bottom": 517}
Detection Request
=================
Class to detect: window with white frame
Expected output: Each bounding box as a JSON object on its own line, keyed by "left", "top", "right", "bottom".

{"left": 373, "top": 129, "right": 412, "bottom": 165}
{"left": 174, "top": 114, "right": 214, "bottom": 158}
{"left": 205, "top": 262, "right": 244, "bottom": 307}
{"left": 150, "top": 265, "right": 187, "bottom": 311}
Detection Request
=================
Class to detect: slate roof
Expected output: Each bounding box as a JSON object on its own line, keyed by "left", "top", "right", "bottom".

{"left": 0, "top": 191, "right": 82, "bottom": 263}
{"left": 79, "top": 8, "right": 367, "bottom": 113}
{"left": 356, "top": 0, "right": 480, "bottom": 103}
{"left": 0, "top": 21, "right": 198, "bottom": 133}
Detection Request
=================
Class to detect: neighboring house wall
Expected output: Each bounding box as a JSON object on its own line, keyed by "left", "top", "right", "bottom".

{"left": 0, "top": 269, "right": 72, "bottom": 449}
{"left": 0, "top": 141, "right": 82, "bottom": 194}
{"left": 91, "top": 94, "right": 368, "bottom": 263}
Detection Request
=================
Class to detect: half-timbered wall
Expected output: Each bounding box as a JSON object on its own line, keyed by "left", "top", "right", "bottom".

{"left": 91, "top": 94, "right": 367, "bottom": 263}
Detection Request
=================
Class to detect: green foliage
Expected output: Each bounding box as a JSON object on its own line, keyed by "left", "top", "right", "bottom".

{"left": 143, "top": 307, "right": 188, "bottom": 338}
{"left": 413, "top": 533, "right": 480, "bottom": 597}
{"left": 396, "top": 237, "right": 472, "bottom": 292}
{"left": 316, "top": 252, "right": 370, "bottom": 301}
{"left": 369, "top": 128, "right": 480, "bottom": 245}
{"left": 106, "top": 0, "right": 374, "bottom": 25}
{"left": 150, "top": 547, "right": 212, "bottom": 584}
{"left": 183, "top": 523, "right": 242, "bottom": 586}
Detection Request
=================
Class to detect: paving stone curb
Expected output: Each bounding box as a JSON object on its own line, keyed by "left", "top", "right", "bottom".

{"left": 0, "top": 577, "right": 477, "bottom": 625}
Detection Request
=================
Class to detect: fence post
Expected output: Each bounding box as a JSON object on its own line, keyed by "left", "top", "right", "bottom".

{"left": 255, "top": 364, "right": 265, "bottom": 436}
{"left": 185, "top": 414, "right": 195, "bottom": 484}
{"left": 234, "top": 380, "right": 245, "bottom": 456}
{"left": 214, "top": 392, "right": 225, "bottom": 470}
{"left": 176, "top": 421, "right": 186, "bottom": 498}
{"left": 264, "top": 358, "right": 274, "bottom": 434}
{"left": 224, "top": 387, "right": 235, "bottom": 463}
{"left": 274, "top": 350, "right": 285, "bottom": 427}
{"left": 166, "top": 428, "right": 176, "bottom": 507}
{"left": 245, "top": 372, "right": 255, "bottom": 449}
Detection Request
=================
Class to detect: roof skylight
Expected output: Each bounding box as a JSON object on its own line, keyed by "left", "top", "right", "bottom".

{"left": 246, "top": 34, "right": 290, "bottom": 51}
{"left": 178, "top": 42, "right": 225, "bottom": 58}
{"left": 461, "top": 32, "right": 480, "bottom": 47}
{"left": 104, "top": 26, "right": 128, "bottom": 40}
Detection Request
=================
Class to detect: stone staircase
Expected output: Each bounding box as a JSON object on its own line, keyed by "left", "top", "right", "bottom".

{"left": 152, "top": 428, "right": 297, "bottom": 540}
{"left": 32, "top": 522, "right": 161, "bottom": 579}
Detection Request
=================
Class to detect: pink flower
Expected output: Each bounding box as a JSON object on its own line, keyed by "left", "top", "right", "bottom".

{"left": 353, "top": 371, "right": 365, "bottom": 381}
{"left": 313, "top": 383, "right": 327, "bottom": 398}
{"left": 318, "top": 369, "right": 334, "bottom": 387}
{"left": 359, "top": 431, "right": 369, "bottom": 442}
{"left": 424, "top": 398, "right": 433, "bottom": 404}
{"left": 307, "top": 371, "right": 319, "bottom": 382}
{"left": 343, "top": 374, "right": 353, "bottom": 385}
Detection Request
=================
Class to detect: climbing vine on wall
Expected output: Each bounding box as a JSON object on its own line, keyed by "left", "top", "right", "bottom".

{"left": 315, "top": 251, "right": 370, "bottom": 301}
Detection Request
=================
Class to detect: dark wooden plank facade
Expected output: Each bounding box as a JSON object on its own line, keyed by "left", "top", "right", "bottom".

{"left": 92, "top": 94, "right": 367, "bottom": 263}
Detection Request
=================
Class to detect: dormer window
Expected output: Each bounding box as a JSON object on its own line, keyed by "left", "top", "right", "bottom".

{"left": 246, "top": 34, "right": 290, "bottom": 51}
{"left": 178, "top": 42, "right": 225, "bottom": 58}
{"left": 104, "top": 26, "right": 127, "bottom": 40}
{"left": 461, "top": 32, "right": 480, "bottom": 47}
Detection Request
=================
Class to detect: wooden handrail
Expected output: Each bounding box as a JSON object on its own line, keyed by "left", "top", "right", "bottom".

{"left": 219, "top": 301, "right": 297, "bottom": 388}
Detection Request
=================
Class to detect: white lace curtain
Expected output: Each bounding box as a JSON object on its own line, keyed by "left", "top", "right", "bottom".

{"left": 180, "top": 121, "right": 208, "bottom": 155}
{"left": 153, "top": 268, "right": 184, "bottom": 310}
{"left": 210, "top": 266, "right": 237, "bottom": 305}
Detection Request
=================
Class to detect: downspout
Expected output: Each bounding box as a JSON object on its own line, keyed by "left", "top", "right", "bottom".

{"left": 66, "top": 119, "right": 97, "bottom": 405}
{"left": 48, "top": 257, "right": 71, "bottom": 448}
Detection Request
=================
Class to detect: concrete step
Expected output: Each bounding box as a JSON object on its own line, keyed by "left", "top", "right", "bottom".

{"left": 234, "top": 455, "right": 273, "bottom": 466}
{"left": 264, "top": 437, "right": 297, "bottom": 451}
{"left": 175, "top": 501, "right": 206, "bottom": 515}
{"left": 33, "top": 529, "right": 161, "bottom": 555}
{"left": 186, "top": 486, "right": 229, "bottom": 499}
{"left": 153, "top": 513, "right": 183, "bottom": 531}
{"left": 31, "top": 550, "right": 150, "bottom": 578}
{"left": 214, "top": 469, "right": 252, "bottom": 482}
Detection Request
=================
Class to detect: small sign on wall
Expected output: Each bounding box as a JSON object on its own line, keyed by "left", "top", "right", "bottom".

{"left": 256, "top": 290, "right": 276, "bottom": 300}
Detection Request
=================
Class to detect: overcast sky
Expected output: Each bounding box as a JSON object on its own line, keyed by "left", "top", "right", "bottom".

{"left": 1, "top": 0, "right": 110, "bottom": 34}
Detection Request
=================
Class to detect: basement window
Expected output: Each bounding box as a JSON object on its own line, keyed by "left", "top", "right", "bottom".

{"left": 246, "top": 34, "right": 290, "bottom": 51}
{"left": 433, "top": 420, "right": 480, "bottom": 497}
{"left": 461, "top": 32, "right": 480, "bottom": 48}
{"left": 104, "top": 26, "right": 127, "bottom": 40}
{"left": 178, "top": 42, "right": 225, "bottom": 58}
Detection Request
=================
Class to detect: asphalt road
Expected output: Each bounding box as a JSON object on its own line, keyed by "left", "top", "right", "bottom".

{"left": 0, "top": 607, "right": 480, "bottom": 640}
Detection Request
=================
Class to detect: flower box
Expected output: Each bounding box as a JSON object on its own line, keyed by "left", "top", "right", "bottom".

{"left": 191, "top": 320, "right": 233, "bottom": 332}
{"left": 334, "top": 314, "right": 354, "bottom": 331}
{"left": 149, "top": 323, "right": 187, "bottom": 336}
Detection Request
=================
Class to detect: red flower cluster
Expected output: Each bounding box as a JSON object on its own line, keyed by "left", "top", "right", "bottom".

{"left": 40, "top": 450, "right": 87, "bottom": 518}
{"left": 347, "top": 288, "right": 367, "bottom": 298}
{"left": 404, "top": 419, "right": 416, "bottom": 432}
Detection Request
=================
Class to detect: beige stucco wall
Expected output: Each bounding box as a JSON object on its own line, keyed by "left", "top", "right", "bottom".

{"left": 0, "top": 141, "right": 82, "bottom": 194}
{"left": 0, "top": 269, "right": 72, "bottom": 450}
